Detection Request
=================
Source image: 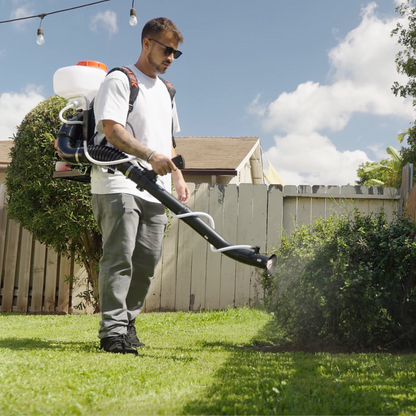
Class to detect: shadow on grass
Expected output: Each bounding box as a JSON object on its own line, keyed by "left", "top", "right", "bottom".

{"left": 0, "top": 338, "right": 98, "bottom": 352}
{"left": 0, "top": 338, "right": 199, "bottom": 363}
{"left": 182, "top": 319, "right": 416, "bottom": 415}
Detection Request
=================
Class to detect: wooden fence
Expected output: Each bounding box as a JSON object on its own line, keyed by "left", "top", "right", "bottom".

{"left": 0, "top": 183, "right": 400, "bottom": 314}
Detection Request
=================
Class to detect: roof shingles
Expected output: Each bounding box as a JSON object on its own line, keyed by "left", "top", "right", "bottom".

{"left": 174, "top": 136, "right": 259, "bottom": 170}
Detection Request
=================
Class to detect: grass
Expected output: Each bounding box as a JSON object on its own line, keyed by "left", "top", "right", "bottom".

{"left": 0, "top": 308, "right": 416, "bottom": 415}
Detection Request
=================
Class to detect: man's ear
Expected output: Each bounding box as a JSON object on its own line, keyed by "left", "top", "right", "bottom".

{"left": 142, "top": 38, "right": 151, "bottom": 52}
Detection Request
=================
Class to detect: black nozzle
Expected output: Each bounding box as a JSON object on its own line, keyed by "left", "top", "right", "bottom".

{"left": 266, "top": 254, "right": 277, "bottom": 276}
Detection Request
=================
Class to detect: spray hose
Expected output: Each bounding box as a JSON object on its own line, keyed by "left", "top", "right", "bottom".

{"left": 171, "top": 211, "right": 254, "bottom": 253}
{"left": 56, "top": 130, "right": 277, "bottom": 276}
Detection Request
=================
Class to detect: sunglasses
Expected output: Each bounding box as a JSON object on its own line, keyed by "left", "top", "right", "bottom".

{"left": 149, "top": 38, "right": 182, "bottom": 59}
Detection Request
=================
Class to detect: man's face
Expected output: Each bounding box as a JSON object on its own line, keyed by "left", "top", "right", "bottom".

{"left": 147, "top": 31, "right": 180, "bottom": 75}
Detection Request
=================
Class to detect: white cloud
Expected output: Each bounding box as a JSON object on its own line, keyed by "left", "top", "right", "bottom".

{"left": 90, "top": 10, "right": 118, "bottom": 37}
{"left": 247, "top": 94, "right": 266, "bottom": 117}
{"left": 0, "top": 86, "right": 44, "bottom": 141}
{"left": 251, "top": 2, "right": 414, "bottom": 186}
{"left": 10, "top": 0, "right": 35, "bottom": 29}
{"left": 265, "top": 132, "right": 369, "bottom": 186}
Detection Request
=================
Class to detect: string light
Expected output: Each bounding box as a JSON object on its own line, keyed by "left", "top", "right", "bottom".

{"left": 0, "top": 0, "right": 117, "bottom": 45}
{"left": 36, "top": 15, "right": 45, "bottom": 45}
{"left": 129, "top": 0, "right": 138, "bottom": 26}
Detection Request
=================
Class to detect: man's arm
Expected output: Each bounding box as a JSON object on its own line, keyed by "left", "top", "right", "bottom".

{"left": 171, "top": 146, "right": 190, "bottom": 204}
{"left": 102, "top": 119, "right": 177, "bottom": 176}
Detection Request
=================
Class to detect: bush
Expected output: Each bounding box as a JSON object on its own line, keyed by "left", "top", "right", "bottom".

{"left": 262, "top": 210, "right": 416, "bottom": 350}
{"left": 5, "top": 96, "right": 102, "bottom": 311}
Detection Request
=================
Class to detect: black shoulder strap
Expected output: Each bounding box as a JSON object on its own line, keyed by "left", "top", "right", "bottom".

{"left": 107, "top": 66, "right": 139, "bottom": 114}
{"left": 158, "top": 77, "right": 177, "bottom": 148}
{"left": 158, "top": 77, "right": 176, "bottom": 103}
{"left": 99, "top": 67, "right": 139, "bottom": 147}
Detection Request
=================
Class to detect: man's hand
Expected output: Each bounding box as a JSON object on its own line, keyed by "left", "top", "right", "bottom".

{"left": 172, "top": 172, "right": 190, "bottom": 204}
{"left": 149, "top": 153, "right": 177, "bottom": 176}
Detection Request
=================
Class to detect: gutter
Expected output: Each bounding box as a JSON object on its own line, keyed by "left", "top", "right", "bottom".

{"left": 182, "top": 169, "right": 237, "bottom": 176}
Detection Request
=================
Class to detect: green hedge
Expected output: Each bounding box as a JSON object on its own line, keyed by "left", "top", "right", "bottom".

{"left": 262, "top": 210, "right": 416, "bottom": 350}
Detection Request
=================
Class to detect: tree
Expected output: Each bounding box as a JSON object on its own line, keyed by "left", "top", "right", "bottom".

{"left": 356, "top": 146, "right": 402, "bottom": 188}
{"left": 392, "top": 0, "right": 416, "bottom": 98}
{"left": 391, "top": 1, "right": 416, "bottom": 185}
{"left": 5, "top": 96, "right": 101, "bottom": 312}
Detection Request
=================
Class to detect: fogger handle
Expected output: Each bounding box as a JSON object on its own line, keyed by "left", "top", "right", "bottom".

{"left": 171, "top": 154, "right": 185, "bottom": 170}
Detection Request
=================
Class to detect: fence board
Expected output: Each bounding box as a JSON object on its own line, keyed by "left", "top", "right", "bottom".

{"left": 15, "top": 228, "right": 33, "bottom": 312}
{"left": 175, "top": 182, "right": 195, "bottom": 311}
{"left": 1, "top": 219, "right": 20, "bottom": 312}
{"left": 353, "top": 187, "right": 369, "bottom": 214}
{"left": 235, "top": 184, "right": 253, "bottom": 307}
{"left": 297, "top": 185, "right": 312, "bottom": 226}
{"left": 57, "top": 255, "right": 71, "bottom": 313}
{"left": 383, "top": 187, "right": 401, "bottom": 221}
{"left": 70, "top": 262, "right": 94, "bottom": 314}
{"left": 190, "top": 183, "right": 209, "bottom": 311}
{"left": 160, "top": 203, "right": 179, "bottom": 311}
{"left": 282, "top": 185, "right": 297, "bottom": 237}
{"left": 266, "top": 186, "right": 283, "bottom": 250}
{"left": 311, "top": 185, "right": 327, "bottom": 221}
{"left": 44, "top": 248, "right": 58, "bottom": 312}
{"left": 0, "top": 183, "right": 8, "bottom": 287}
{"left": 220, "top": 184, "right": 238, "bottom": 308}
{"left": 205, "top": 185, "right": 224, "bottom": 309}
{"left": 250, "top": 184, "right": 267, "bottom": 306}
{"left": 31, "top": 241, "right": 46, "bottom": 312}
{"left": 327, "top": 186, "right": 342, "bottom": 217}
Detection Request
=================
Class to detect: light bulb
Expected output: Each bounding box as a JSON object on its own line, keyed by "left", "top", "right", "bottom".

{"left": 37, "top": 27, "right": 45, "bottom": 45}
{"left": 129, "top": 8, "right": 137, "bottom": 26}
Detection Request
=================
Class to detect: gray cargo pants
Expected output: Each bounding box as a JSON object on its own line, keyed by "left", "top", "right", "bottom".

{"left": 92, "top": 193, "right": 168, "bottom": 339}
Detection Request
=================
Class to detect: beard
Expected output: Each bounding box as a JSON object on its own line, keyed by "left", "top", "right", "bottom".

{"left": 148, "top": 54, "right": 168, "bottom": 75}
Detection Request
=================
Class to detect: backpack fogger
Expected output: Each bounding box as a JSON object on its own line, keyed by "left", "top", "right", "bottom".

{"left": 53, "top": 61, "right": 277, "bottom": 276}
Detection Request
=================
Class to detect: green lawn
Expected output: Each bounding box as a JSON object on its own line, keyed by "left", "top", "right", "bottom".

{"left": 0, "top": 308, "right": 416, "bottom": 415}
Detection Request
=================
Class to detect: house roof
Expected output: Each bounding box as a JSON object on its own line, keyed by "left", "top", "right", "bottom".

{"left": 0, "top": 140, "right": 13, "bottom": 172}
{"left": 174, "top": 136, "right": 260, "bottom": 172}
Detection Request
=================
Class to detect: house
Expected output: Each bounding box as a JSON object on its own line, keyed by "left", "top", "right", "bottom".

{"left": 0, "top": 140, "right": 12, "bottom": 184}
{"left": 174, "top": 136, "right": 265, "bottom": 186}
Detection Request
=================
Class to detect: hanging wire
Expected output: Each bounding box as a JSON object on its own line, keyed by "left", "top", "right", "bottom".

{"left": 0, "top": 0, "right": 112, "bottom": 25}
{"left": 129, "top": 0, "right": 138, "bottom": 26}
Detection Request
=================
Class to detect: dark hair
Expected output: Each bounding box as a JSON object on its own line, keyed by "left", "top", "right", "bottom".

{"left": 142, "top": 17, "right": 183, "bottom": 44}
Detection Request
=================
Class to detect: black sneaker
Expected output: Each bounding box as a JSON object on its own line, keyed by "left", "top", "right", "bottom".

{"left": 127, "top": 322, "right": 145, "bottom": 347}
{"left": 100, "top": 334, "right": 138, "bottom": 355}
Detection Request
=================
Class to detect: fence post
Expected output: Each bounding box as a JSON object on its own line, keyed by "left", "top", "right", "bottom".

{"left": 399, "top": 163, "right": 414, "bottom": 215}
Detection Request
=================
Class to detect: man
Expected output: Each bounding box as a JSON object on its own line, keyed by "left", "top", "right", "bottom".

{"left": 92, "top": 17, "right": 190, "bottom": 355}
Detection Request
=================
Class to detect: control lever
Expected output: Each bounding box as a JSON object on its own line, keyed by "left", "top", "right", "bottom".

{"left": 171, "top": 154, "right": 185, "bottom": 170}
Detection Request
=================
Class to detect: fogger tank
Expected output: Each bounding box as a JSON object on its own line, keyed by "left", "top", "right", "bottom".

{"left": 53, "top": 60, "right": 107, "bottom": 111}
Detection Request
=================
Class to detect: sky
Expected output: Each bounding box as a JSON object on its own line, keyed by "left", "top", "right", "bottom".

{"left": 0, "top": 0, "right": 414, "bottom": 186}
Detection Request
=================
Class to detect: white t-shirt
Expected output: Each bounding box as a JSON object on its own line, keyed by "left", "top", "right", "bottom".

{"left": 91, "top": 64, "right": 180, "bottom": 204}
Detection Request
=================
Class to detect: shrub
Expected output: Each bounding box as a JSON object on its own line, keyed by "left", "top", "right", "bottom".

{"left": 262, "top": 210, "right": 416, "bottom": 350}
{"left": 5, "top": 96, "right": 102, "bottom": 311}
